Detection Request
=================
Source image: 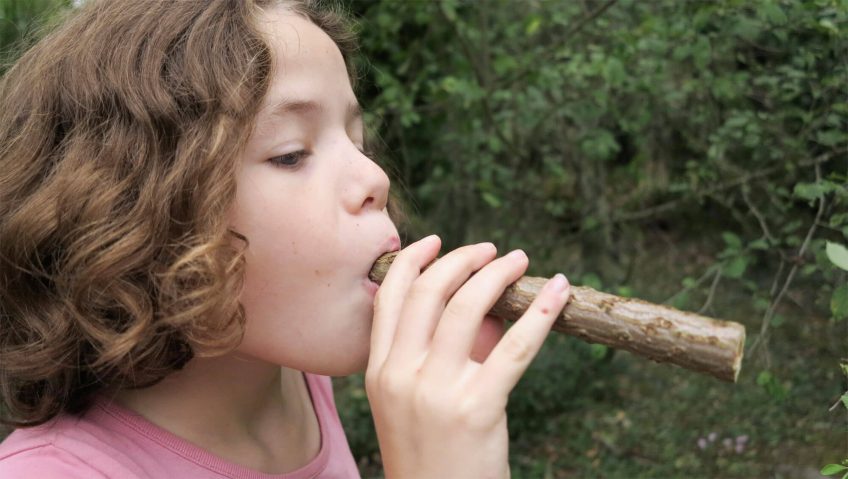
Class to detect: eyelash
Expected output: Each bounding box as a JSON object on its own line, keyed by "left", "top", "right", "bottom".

{"left": 267, "top": 147, "right": 374, "bottom": 169}
{"left": 268, "top": 150, "right": 310, "bottom": 169}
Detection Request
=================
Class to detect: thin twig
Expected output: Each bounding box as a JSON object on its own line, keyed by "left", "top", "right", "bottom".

{"left": 748, "top": 162, "right": 827, "bottom": 357}
{"left": 612, "top": 151, "right": 839, "bottom": 224}
{"left": 698, "top": 266, "right": 723, "bottom": 315}
{"left": 769, "top": 259, "right": 785, "bottom": 298}
{"left": 741, "top": 185, "right": 776, "bottom": 243}
{"left": 828, "top": 391, "right": 847, "bottom": 412}
{"left": 663, "top": 263, "right": 721, "bottom": 305}
{"left": 437, "top": 3, "right": 523, "bottom": 160}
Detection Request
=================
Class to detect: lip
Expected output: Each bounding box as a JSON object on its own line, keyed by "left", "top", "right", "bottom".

{"left": 380, "top": 235, "right": 402, "bottom": 257}
{"left": 363, "top": 235, "right": 401, "bottom": 291}
{"left": 363, "top": 277, "right": 380, "bottom": 298}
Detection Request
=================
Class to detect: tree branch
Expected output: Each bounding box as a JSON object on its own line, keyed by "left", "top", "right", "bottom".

{"left": 437, "top": 3, "right": 523, "bottom": 160}
{"left": 698, "top": 266, "right": 723, "bottom": 315}
{"left": 748, "top": 162, "right": 827, "bottom": 357}
{"left": 741, "top": 184, "right": 776, "bottom": 244}
{"left": 612, "top": 151, "right": 840, "bottom": 224}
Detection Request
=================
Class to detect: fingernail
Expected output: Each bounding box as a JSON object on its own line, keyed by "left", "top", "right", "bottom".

{"left": 506, "top": 249, "right": 526, "bottom": 260}
{"left": 422, "top": 234, "right": 440, "bottom": 244}
{"left": 549, "top": 273, "right": 569, "bottom": 294}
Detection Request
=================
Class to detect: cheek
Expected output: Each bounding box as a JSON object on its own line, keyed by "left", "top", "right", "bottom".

{"left": 233, "top": 192, "right": 342, "bottom": 317}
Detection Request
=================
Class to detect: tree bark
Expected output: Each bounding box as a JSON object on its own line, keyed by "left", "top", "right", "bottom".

{"left": 370, "top": 251, "right": 745, "bottom": 383}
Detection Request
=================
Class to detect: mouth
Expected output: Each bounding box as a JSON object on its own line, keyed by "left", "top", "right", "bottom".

{"left": 377, "top": 235, "right": 401, "bottom": 260}
{"left": 365, "top": 235, "right": 401, "bottom": 285}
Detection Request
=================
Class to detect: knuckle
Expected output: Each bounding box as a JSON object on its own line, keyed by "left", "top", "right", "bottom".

{"left": 455, "top": 395, "right": 498, "bottom": 430}
{"left": 364, "top": 370, "right": 380, "bottom": 394}
{"left": 500, "top": 330, "right": 534, "bottom": 363}
{"left": 370, "top": 369, "right": 409, "bottom": 400}
{"left": 412, "top": 387, "right": 450, "bottom": 417}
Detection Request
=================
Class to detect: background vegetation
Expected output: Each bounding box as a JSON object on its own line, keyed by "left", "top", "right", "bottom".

{"left": 2, "top": 0, "right": 846, "bottom": 477}
{"left": 339, "top": 0, "right": 848, "bottom": 477}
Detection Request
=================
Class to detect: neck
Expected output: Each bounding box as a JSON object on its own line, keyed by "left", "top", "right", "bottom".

{"left": 111, "top": 353, "right": 320, "bottom": 473}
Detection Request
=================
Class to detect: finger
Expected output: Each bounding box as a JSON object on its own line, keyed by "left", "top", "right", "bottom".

{"left": 425, "top": 249, "right": 529, "bottom": 373}
{"left": 388, "top": 242, "right": 498, "bottom": 365}
{"left": 469, "top": 315, "right": 505, "bottom": 363}
{"left": 367, "top": 234, "right": 441, "bottom": 371}
{"left": 473, "top": 273, "right": 571, "bottom": 401}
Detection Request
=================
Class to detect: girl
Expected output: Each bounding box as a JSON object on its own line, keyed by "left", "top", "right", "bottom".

{"left": 0, "top": 1, "right": 572, "bottom": 477}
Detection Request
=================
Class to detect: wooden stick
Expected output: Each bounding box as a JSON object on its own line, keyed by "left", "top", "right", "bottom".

{"left": 370, "top": 251, "right": 746, "bottom": 383}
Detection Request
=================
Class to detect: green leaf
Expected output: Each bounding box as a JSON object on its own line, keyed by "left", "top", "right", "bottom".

{"left": 822, "top": 464, "right": 848, "bottom": 475}
{"left": 616, "top": 286, "right": 635, "bottom": 298}
{"left": 800, "top": 264, "right": 818, "bottom": 277}
{"left": 590, "top": 344, "right": 608, "bottom": 360}
{"left": 761, "top": 3, "right": 788, "bottom": 25}
{"left": 603, "top": 57, "right": 626, "bottom": 87}
{"left": 841, "top": 393, "right": 848, "bottom": 410}
{"left": 817, "top": 129, "right": 847, "bottom": 146}
{"left": 831, "top": 284, "right": 848, "bottom": 320}
{"left": 749, "top": 238, "right": 769, "bottom": 250}
{"left": 724, "top": 256, "right": 749, "bottom": 279}
{"left": 525, "top": 16, "right": 541, "bottom": 36}
{"left": 756, "top": 370, "right": 772, "bottom": 386}
{"left": 582, "top": 216, "right": 600, "bottom": 231}
{"left": 581, "top": 273, "right": 603, "bottom": 290}
{"left": 481, "top": 191, "right": 502, "bottom": 209}
{"left": 770, "top": 314, "right": 786, "bottom": 327}
{"left": 831, "top": 213, "right": 848, "bottom": 228}
{"left": 722, "top": 231, "right": 742, "bottom": 250}
{"left": 826, "top": 242, "right": 848, "bottom": 271}
{"left": 671, "top": 292, "right": 690, "bottom": 310}
{"left": 793, "top": 182, "right": 825, "bottom": 201}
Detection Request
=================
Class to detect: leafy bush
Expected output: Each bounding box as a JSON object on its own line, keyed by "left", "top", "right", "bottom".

{"left": 345, "top": 0, "right": 847, "bottom": 475}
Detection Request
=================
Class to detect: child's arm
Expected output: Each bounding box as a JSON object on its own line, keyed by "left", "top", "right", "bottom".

{"left": 365, "top": 235, "right": 571, "bottom": 479}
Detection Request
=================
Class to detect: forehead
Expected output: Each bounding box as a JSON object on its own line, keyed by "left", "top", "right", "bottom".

{"left": 254, "top": 8, "right": 354, "bottom": 121}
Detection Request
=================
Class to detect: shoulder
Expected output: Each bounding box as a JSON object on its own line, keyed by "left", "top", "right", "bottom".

{"left": 0, "top": 412, "right": 142, "bottom": 479}
{"left": 0, "top": 441, "right": 109, "bottom": 479}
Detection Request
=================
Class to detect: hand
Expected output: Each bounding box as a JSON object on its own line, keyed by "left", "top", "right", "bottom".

{"left": 365, "top": 235, "right": 572, "bottom": 479}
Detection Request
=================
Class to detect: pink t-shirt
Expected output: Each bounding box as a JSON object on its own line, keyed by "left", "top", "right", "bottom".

{"left": 0, "top": 373, "right": 361, "bottom": 478}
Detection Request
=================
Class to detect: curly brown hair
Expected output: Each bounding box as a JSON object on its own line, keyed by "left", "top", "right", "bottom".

{"left": 0, "top": 0, "right": 407, "bottom": 428}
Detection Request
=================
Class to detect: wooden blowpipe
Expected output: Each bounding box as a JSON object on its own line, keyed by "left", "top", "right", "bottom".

{"left": 370, "top": 251, "right": 746, "bottom": 383}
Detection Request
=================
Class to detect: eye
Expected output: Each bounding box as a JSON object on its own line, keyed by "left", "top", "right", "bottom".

{"left": 268, "top": 150, "right": 309, "bottom": 169}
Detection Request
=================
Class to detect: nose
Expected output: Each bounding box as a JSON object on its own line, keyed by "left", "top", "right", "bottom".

{"left": 343, "top": 145, "right": 391, "bottom": 214}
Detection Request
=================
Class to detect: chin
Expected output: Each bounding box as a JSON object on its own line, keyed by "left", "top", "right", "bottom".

{"left": 326, "top": 351, "right": 370, "bottom": 377}
{"left": 300, "top": 342, "right": 370, "bottom": 377}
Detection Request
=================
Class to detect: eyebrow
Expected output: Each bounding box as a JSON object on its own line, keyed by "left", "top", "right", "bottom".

{"left": 265, "top": 98, "right": 363, "bottom": 125}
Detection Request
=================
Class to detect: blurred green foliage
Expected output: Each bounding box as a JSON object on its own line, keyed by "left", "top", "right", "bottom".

{"left": 339, "top": 0, "right": 848, "bottom": 476}
{"left": 350, "top": 0, "right": 846, "bottom": 301}
{"left": 0, "top": 0, "right": 71, "bottom": 73}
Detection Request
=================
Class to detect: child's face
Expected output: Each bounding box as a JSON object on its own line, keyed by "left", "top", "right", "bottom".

{"left": 228, "top": 8, "right": 400, "bottom": 375}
